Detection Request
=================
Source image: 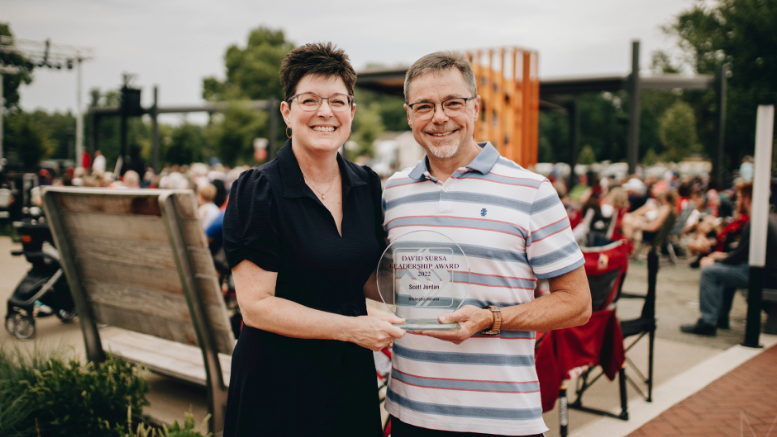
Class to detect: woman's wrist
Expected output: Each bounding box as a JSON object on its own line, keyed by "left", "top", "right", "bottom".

{"left": 336, "top": 316, "right": 357, "bottom": 342}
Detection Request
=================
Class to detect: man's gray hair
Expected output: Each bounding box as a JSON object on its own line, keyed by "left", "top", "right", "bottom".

{"left": 404, "top": 51, "right": 477, "bottom": 103}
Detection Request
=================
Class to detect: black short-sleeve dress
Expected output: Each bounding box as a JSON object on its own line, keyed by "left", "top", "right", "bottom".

{"left": 222, "top": 140, "right": 386, "bottom": 437}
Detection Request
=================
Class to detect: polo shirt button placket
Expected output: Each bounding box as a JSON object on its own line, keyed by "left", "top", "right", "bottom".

{"left": 439, "top": 182, "right": 452, "bottom": 213}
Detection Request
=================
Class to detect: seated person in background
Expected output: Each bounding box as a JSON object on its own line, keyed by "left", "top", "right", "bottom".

{"left": 687, "top": 186, "right": 750, "bottom": 268}
{"left": 686, "top": 215, "right": 724, "bottom": 258}
{"left": 704, "top": 189, "right": 721, "bottom": 217}
{"left": 677, "top": 182, "right": 692, "bottom": 213}
{"left": 123, "top": 170, "right": 140, "bottom": 188}
{"left": 621, "top": 189, "right": 678, "bottom": 244}
{"left": 681, "top": 183, "right": 777, "bottom": 336}
{"left": 601, "top": 187, "right": 631, "bottom": 240}
{"left": 623, "top": 177, "right": 647, "bottom": 212}
{"left": 196, "top": 183, "right": 220, "bottom": 230}
{"left": 568, "top": 173, "right": 590, "bottom": 203}
{"left": 554, "top": 180, "right": 582, "bottom": 229}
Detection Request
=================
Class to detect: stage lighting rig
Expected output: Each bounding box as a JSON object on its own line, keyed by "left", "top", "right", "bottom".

{"left": 0, "top": 36, "right": 95, "bottom": 168}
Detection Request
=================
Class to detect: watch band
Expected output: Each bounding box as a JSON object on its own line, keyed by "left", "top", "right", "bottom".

{"left": 481, "top": 305, "right": 502, "bottom": 335}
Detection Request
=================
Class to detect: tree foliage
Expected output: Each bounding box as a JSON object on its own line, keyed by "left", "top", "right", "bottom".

{"left": 661, "top": 0, "right": 777, "bottom": 169}
{"left": 28, "top": 110, "right": 76, "bottom": 160}
{"left": 202, "top": 27, "right": 294, "bottom": 102}
{"left": 3, "top": 111, "right": 56, "bottom": 168}
{"left": 349, "top": 102, "right": 385, "bottom": 160}
{"left": 659, "top": 100, "right": 703, "bottom": 161}
{"left": 578, "top": 145, "right": 597, "bottom": 165}
{"left": 205, "top": 103, "right": 268, "bottom": 166}
{"left": 165, "top": 122, "right": 206, "bottom": 165}
{"left": 353, "top": 88, "right": 407, "bottom": 132}
{"left": 0, "top": 23, "right": 34, "bottom": 111}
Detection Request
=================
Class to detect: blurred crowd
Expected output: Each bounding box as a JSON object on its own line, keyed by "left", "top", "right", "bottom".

{"left": 550, "top": 165, "right": 765, "bottom": 269}
{"left": 2, "top": 151, "right": 771, "bottom": 269}
{"left": 0, "top": 150, "right": 252, "bottom": 254}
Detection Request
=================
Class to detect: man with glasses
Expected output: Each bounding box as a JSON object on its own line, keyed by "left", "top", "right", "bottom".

{"left": 382, "top": 51, "right": 591, "bottom": 437}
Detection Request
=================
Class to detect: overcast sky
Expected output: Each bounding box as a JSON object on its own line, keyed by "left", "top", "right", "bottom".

{"left": 5, "top": 0, "right": 696, "bottom": 124}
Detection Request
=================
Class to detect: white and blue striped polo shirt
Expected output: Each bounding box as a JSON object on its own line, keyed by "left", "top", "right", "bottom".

{"left": 383, "top": 142, "right": 584, "bottom": 436}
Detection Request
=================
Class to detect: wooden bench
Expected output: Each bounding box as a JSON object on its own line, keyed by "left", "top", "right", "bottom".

{"left": 41, "top": 187, "right": 235, "bottom": 436}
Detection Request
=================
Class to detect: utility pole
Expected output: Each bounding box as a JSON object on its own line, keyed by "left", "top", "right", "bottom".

{"left": 76, "top": 58, "right": 84, "bottom": 169}
{"left": 152, "top": 86, "right": 159, "bottom": 173}
{"left": 1, "top": 71, "right": 4, "bottom": 164}
{"left": 626, "top": 40, "right": 641, "bottom": 176}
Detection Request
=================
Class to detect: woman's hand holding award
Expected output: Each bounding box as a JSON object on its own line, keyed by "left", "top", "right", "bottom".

{"left": 377, "top": 230, "right": 470, "bottom": 331}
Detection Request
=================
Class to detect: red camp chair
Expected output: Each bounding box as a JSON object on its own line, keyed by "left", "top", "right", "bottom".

{"left": 535, "top": 239, "right": 630, "bottom": 436}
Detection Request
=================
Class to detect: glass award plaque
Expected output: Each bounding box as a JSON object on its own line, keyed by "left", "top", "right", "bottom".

{"left": 377, "top": 230, "right": 470, "bottom": 331}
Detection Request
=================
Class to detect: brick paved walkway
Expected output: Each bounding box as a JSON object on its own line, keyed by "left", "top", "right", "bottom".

{"left": 627, "top": 343, "right": 777, "bottom": 437}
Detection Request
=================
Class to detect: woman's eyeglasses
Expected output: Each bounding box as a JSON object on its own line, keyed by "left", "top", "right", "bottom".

{"left": 288, "top": 93, "right": 354, "bottom": 112}
{"left": 407, "top": 97, "right": 475, "bottom": 120}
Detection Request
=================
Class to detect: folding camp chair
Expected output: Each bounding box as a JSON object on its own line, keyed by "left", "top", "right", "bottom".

{"left": 569, "top": 244, "right": 658, "bottom": 424}
{"left": 535, "top": 240, "right": 629, "bottom": 436}
{"left": 665, "top": 202, "right": 697, "bottom": 263}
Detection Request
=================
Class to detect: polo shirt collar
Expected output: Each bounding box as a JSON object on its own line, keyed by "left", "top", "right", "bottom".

{"left": 466, "top": 142, "right": 500, "bottom": 174}
{"left": 277, "top": 139, "right": 366, "bottom": 199}
{"left": 407, "top": 141, "right": 500, "bottom": 181}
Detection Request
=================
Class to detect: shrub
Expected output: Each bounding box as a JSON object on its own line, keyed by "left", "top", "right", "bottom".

{"left": 0, "top": 348, "right": 209, "bottom": 437}
{"left": 123, "top": 409, "right": 212, "bottom": 437}
{"left": 0, "top": 347, "right": 52, "bottom": 437}
{"left": 21, "top": 355, "right": 150, "bottom": 436}
{"left": 0, "top": 348, "right": 149, "bottom": 437}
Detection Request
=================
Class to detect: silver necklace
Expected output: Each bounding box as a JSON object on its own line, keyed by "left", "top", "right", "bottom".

{"left": 301, "top": 168, "right": 337, "bottom": 199}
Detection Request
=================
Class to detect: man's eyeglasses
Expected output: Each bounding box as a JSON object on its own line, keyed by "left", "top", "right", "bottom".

{"left": 288, "top": 93, "right": 354, "bottom": 112}
{"left": 407, "top": 97, "right": 475, "bottom": 120}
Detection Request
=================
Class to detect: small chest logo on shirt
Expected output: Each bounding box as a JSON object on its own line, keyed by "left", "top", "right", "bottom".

{"left": 480, "top": 208, "right": 488, "bottom": 217}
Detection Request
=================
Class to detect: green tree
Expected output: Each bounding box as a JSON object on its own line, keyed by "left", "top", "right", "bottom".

{"left": 28, "top": 110, "right": 76, "bottom": 160}
{"left": 202, "top": 27, "right": 292, "bottom": 162}
{"left": 205, "top": 103, "right": 268, "bottom": 166}
{"left": 349, "top": 102, "right": 385, "bottom": 160}
{"left": 577, "top": 145, "right": 597, "bottom": 165}
{"left": 353, "top": 88, "right": 408, "bottom": 132}
{"left": 642, "top": 148, "right": 661, "bottom": 166}
{"left": 538, "top": 110, "right": 569, "bottom": 163}
{"left": 164, "top": 122, "right": 206, "bottom": 165}
{"left": 3, "top": 111, "right": 55, "bottom": 168}
{"left": 659, "top": 100, "right": 702, "bottom": 162}
{"left": 0, "top": 23, "right": 34, "bottom": 111}
{"left": 202, "top": 27, "right": 294, "bottom": 101}
{"left": 662, "top": 0, "right": 777, "bottom": 171}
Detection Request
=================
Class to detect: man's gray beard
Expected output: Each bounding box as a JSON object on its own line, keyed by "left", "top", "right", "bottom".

{"left": 426, "top": 142, "right": 458, "bottom": 159}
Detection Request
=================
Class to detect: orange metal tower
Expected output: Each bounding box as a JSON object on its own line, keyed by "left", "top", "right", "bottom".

{"left": 467, "top": 47, "right": 539, "bottom": 169}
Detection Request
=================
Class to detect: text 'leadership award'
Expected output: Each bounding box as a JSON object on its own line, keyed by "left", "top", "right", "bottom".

{"left": 377, "top": 230, "right": 470, "bottom": 331}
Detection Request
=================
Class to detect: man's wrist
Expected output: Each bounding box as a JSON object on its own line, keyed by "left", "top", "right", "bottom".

{"left": 482, "top": 308, "right": 495, "bottom": 331}
{"left": 480, "top": 306, "right": 502, "bottom": 335}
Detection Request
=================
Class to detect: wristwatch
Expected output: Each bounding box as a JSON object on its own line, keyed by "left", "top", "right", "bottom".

{"left": 481, "top": 305, "right": 502, "bottom": 335}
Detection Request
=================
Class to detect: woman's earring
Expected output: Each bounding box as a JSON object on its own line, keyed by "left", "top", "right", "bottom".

{"left": 286, "top": 126, "right": 292, "bottom": 138}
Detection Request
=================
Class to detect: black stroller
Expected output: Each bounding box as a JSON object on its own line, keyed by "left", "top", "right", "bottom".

{"left": 5, "top": 217, "right": 76, "bottom": 340}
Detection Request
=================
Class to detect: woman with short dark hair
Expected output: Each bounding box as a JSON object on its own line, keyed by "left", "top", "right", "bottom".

{"left": 221, "top": 42, "right": 404, "bottom": 436}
